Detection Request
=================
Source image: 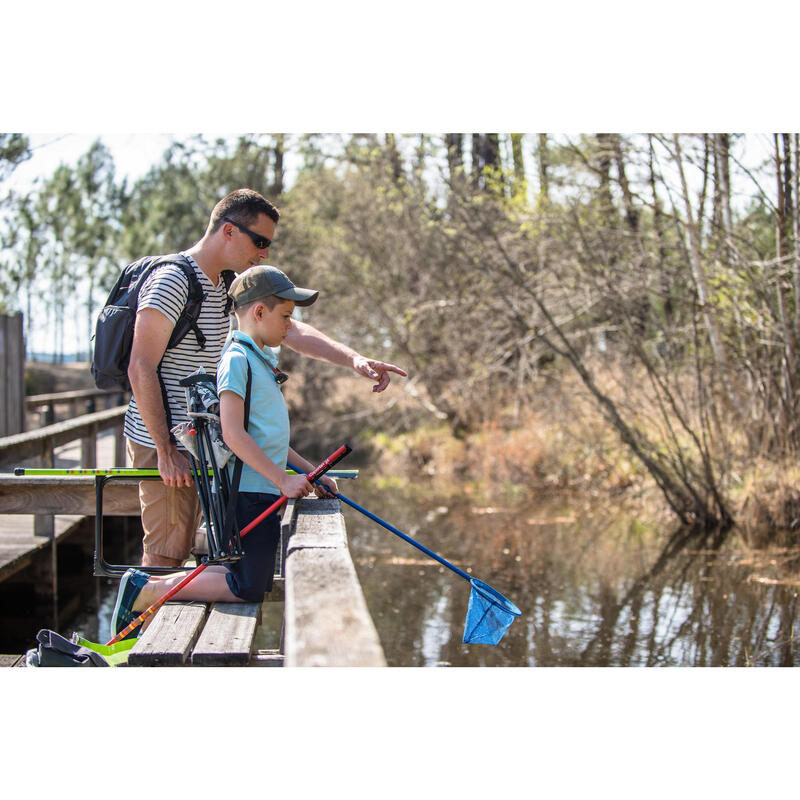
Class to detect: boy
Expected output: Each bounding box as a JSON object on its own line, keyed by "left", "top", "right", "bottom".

{"left": 110, "top": 265, "right": 337, "bottom": 637}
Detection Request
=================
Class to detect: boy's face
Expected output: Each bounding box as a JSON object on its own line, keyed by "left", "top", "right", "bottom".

{"left": 255, "top": 298, "right": 295, "bottom": 348}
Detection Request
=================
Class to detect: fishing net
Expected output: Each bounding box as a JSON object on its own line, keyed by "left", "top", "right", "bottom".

{"left": 462, "top": 579, "right": 521, "bottom": 645}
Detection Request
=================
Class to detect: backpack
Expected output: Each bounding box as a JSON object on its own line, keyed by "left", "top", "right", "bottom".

{"left": 91, "top": 253, "right": 234, "bottom": 392}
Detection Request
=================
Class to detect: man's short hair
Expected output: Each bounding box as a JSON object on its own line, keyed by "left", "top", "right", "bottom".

{"left": 209, "top": 188, "right": 280, "bottom": 233}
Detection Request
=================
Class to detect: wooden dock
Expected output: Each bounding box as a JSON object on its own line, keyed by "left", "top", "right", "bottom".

{"left": 0, "top": 429, "right": 122, "bottom": 584}
{"left": 125, "top": 497, "right": 386, "bottom": 667}
{"left": 1, "top": 386, "right": 386, "bottom": 667}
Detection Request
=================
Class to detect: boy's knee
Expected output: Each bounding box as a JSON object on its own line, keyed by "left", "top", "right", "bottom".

{"left": 235, "top": 583, "right": 267, "bottom": 603}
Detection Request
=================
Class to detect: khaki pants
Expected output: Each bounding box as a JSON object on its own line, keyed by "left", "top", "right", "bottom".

{"left": 126, "top": 439, "right": 203, "bottom": 562}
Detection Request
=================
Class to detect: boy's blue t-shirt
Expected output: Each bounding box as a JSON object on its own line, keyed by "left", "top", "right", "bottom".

{"left": 217, "top": 331, "right": 290, "bottom": 495}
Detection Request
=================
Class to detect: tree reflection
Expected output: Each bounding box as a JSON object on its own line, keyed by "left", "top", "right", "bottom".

{"left": 346, "top": 485, "right": 800, "bottom": 667}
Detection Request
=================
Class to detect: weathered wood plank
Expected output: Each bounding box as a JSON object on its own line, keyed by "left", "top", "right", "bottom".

{"left": 128, "top": 602, "right": 208, "bottom": 666}
{"left": 284, "top": 497, "right": 386, "bottom": 667}
{"left": 0, "top": 515, "right": 84, "bottom": 582}
{"left": 0, "top": 476, "right": 140, "bottom": 515}
{"left": 285, "top": 548, "right": 386, "bottom": 667}
{"left": 0, "top": 406, "right": 127, "bottom": 469}
{"left": 191, "top": 602, "right": 261, "bottom": 666}
{"left": 286, "top": 497, "right": 347, "bottom": 551}
{"left": 26, "top": 388, "right": 126, "bottom": 408}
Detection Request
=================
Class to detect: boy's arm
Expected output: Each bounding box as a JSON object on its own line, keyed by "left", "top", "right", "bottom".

{"left": 219, "top": 391, "right": 312, "bottom": 499}
{"left": 283, "top": 320, "right": 408, "bottom": 393}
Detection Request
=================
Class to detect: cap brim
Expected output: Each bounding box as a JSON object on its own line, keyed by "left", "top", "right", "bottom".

{"left": 275, "top": 288, "right": 319, "bottom": 307}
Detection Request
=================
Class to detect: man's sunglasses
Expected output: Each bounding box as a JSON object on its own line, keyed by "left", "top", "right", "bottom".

{"left": 223, "top": 216, "right": 272, "bottom": 250}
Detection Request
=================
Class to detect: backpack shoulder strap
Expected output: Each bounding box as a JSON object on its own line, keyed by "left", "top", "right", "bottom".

{"left": 221, "top": 269, "right": 236, "bottom": 316}
{"left": 160, "top": 254, "right": 207, "bottom": 351}
{"left": 221, "top": 354, "right": 252, "bottom": 550}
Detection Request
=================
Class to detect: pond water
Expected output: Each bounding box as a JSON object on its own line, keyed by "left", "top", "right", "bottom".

{"left": 62, "top": 482, "right": 800, "bottom": 667}
{"left": 343, "top": 481, "right": 800, "bottom": 667}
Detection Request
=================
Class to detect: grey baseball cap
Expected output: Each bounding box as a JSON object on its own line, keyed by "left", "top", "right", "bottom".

{"left": 229, "top": 265, "right": 319, "bottom": 308}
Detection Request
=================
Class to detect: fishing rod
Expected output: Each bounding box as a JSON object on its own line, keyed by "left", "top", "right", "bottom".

{"left": 106, "top": 444, "right": 351, "bottom": 645}
{"left": 12, "top": 466, "right": 358, "bottom": 478}
{"left": 287, "top": 460, "right": 470, "bottom": 580}
{"left": 287, "top": 460, "right": 521, "bottom": 645}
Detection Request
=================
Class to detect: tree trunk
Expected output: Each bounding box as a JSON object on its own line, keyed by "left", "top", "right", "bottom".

{"left": 385, "top": 134, "right": 404, "bottom": 184}
{"left": 445, "top": 134, "right": 463, "bottom": 185}
{"left": 537, "top": 134, "right": 550, "bottom": 203}
{"left": 595, "top": 134, "right": 614, "bottom": 227}
{"left": 510, "top": 133, "right": 526, "bottom": 202}
{"left": 471, "top": 134, "right": 482, "bottom": 190}
{"left": 611, "top": 134, "right": 638, "bottom": 233}
{"left": 673, "top": 134, "right": 749, "bottom": 432}
{"left": 794, "top": 134, "right": 800, "bottom": 336}
{"left": 273, "top": 134, "right": 285, "bottom": 196}
{"left": 648, "top": 135, "right": 671, "bottom": 326}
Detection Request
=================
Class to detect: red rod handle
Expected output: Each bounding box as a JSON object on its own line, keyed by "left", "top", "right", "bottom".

{"left": 106, "top": 444, "right": 351, "bottom": 645}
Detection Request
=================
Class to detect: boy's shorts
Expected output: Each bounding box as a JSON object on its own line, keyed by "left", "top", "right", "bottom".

{"left": 126, "top": 439, "right": 203, "bottom": 562}
{"left": 225, "top": 491, "right": 282, "bottom": 602}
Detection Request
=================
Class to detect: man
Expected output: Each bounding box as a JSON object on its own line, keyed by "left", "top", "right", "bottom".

{"left": 125, "top": 188, "right": 406, "bottom": 568}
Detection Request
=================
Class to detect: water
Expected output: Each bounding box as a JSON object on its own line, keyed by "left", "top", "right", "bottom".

{"left": 342, "top": 482, "right": 800, "bottom": 667}
{"left": 57, "top": 484, "right": 800, "bottom": 666}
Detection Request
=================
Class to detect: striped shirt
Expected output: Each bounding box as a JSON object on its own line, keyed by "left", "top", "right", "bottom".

{"left": 123, "top": 253, "right": 232, "bottom": 449}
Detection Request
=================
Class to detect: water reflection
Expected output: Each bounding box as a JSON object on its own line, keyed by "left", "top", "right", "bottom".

{"left": 344, "top": 483, "right": 800, "bottom": 667}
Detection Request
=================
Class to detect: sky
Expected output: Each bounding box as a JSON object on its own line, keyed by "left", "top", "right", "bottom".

{"left": 0, "top": 131, "right": 787, "bottom": 356}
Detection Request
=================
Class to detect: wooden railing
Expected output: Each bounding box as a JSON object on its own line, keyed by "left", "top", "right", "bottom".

{"left": 284, "top": 497, "right": 386, "bottom": 666}
{"left": 0, "top": 405, "right": 128, "bottom": 535}
{"left": 26, "top": 388, "right": 129, "bottom": 426}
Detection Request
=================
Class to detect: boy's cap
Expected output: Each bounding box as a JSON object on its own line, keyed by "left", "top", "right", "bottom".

{"left": 229, "top": 265, "right": 319, "bottom": 308}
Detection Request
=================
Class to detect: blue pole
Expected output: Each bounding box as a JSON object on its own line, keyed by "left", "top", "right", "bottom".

{"left": 287, "top": 461, "right": 472, "bottom": 583}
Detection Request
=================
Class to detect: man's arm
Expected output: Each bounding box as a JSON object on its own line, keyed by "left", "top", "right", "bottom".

{"left": 127, "top": 308, "right": 193, "bottom": 487}
{"left": 283, "top": 319, "right": 408, "bottom": 392}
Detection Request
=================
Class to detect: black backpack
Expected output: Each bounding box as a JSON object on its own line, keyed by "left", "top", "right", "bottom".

{"left": 91, "top": 253, "right": 233, "bottom": 392}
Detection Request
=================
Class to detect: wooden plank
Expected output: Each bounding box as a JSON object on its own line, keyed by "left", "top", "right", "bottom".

{"left": 0, "top": 406, "right": 127, "bottom": 469}
{"left": 128, "top": 602, "right": 208, "bottom": 666}
{"left": 285, "top": 547, "right": 386, "bottom": 667}
{"left": 286, "top": 497, "right": 347, "bottom": 552}
{"left": 26, "top": 388, "right": 125, "bottom": 407}
{"left": 0, "top": 476, "right": 140, "bottom": 515}
{"left": 0, "top": 515, "right": 84, "bottom": 582}
{"left": 0, "top": 654, "right": 25, "bottom": 667}
{"left": 191, "top": 602, "right": 261, "bottom": 666}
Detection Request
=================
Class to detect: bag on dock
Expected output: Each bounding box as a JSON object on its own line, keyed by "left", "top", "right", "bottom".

{"left": 24, "top": 629, "right": 136, "bottom": 667}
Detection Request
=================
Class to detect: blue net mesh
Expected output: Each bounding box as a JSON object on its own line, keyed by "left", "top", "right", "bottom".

{"left": 462, "top": 578, "right": 521, "bottom": 645}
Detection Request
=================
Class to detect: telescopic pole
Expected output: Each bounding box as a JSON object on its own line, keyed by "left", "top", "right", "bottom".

{"left": 106, "top": 444, "right": 351, "bottom": 645}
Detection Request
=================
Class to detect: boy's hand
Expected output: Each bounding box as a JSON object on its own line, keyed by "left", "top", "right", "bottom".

{"left": 279, "top": 474, "right": 313, "bottom": 499}
{"left": 314, "top": 476, "right": 338, "bottom": 499}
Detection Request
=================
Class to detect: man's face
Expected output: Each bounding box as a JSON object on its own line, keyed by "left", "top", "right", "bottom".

{"left": 225, "top": 213, "right": 276, "bottom": 271}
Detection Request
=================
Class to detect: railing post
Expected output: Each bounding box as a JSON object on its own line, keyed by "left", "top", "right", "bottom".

{"left": 114, "top": 420, "right": 126, "bottom": 468}
{"left": 34, "top": 437, "right": 58, "bottom": 629}
{"left": 41, "top": 403, "right": 55, "bottom": 427}
{"left": 81, "top": 422, "right": 98, "bottom": 468}
{"left": 34, "top": 439, "right": 55, "bottom": 537}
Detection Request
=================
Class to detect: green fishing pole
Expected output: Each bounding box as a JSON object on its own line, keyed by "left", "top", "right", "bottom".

{"left": 12, "top": 466, "right": 358, "bottom": 478}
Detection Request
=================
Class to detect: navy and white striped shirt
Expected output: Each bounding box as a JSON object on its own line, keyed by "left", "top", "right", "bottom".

{"left": 123, "top": 253, "right": 232, "bottom": 449}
